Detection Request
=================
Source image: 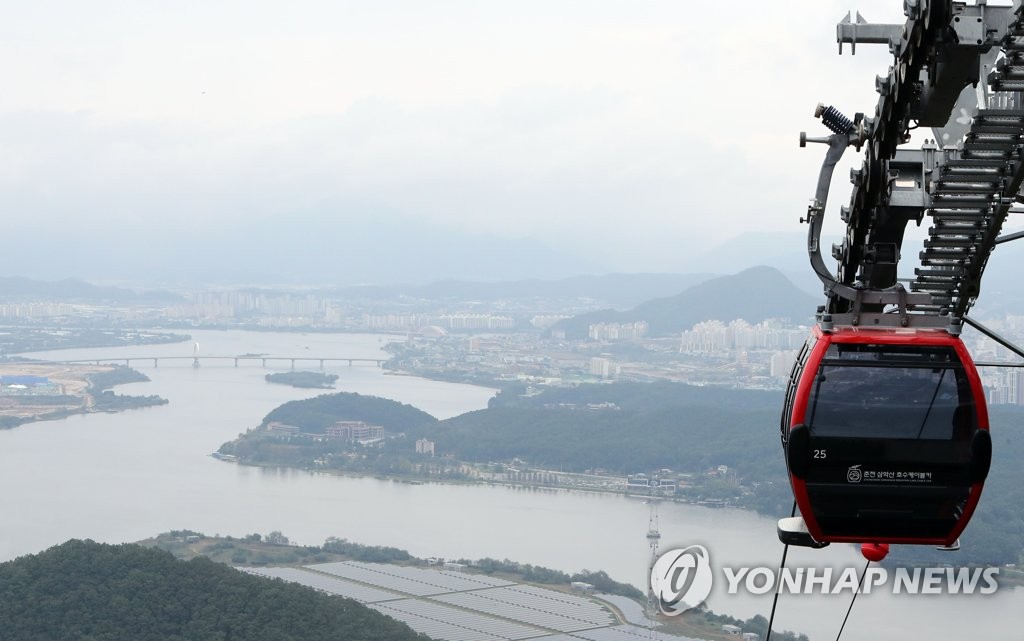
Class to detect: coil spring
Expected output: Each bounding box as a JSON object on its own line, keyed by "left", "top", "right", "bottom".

{"left": 819, "top": 105, "right": 855, "bottom": 135}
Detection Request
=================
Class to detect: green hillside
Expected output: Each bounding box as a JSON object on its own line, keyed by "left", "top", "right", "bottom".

{"left": 259, "top": 391, "right": 438, "bottom": 432}
{"left": 0, "top": 540, "right": 428, "bottom": 641}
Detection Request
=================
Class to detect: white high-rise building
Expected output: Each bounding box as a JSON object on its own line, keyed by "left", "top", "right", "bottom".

{"left": 589, "top": 357, "right": 614, "bottom": 378}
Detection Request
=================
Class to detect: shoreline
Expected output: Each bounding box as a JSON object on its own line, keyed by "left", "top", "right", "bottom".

{"left": 0, "top": 362, "right": 169, "bottom": 430}
{"left": 216, "top": 459, "right": 1024, "bottom": 582}
{"left": 215, "top": 455, "right": 738, "bottom": 506}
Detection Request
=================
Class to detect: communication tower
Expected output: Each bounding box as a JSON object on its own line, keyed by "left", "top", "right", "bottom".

{"left": 645, "top": 499, "right": 662, "bottom": 626}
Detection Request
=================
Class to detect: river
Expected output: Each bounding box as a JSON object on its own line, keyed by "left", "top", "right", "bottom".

{"left": 3, "top": 329, "right": 1020, "bottom": 641}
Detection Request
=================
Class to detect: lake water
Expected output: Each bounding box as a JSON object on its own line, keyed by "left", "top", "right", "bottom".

{"left": 4, "top": 329, "right": 1020, "bottom": 640}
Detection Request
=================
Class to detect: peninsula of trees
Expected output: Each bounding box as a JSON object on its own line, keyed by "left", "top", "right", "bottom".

{"left": 86, "top": 365, "right": 169, "bottom": 411}
{"left": 218, "top": 384, "right": 1024, "bottom": 566}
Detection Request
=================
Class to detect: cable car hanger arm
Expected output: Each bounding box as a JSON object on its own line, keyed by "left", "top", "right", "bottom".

{"left": 802, "top": 125, "right": 933, "bottom": 318}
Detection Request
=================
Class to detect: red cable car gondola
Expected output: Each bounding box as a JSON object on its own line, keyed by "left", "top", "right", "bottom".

{"left": 780, "top": 325, "right": 992, "bottom": 546}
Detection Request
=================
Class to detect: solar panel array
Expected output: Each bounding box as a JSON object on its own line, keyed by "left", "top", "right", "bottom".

{"left": 310, "top": 561, "right": 513, "bottom": 596}
{"left": 502, "top": 585, "right": 613, "bottom": 623}
{"left": 435, "top": 587, "right": 612, "bottom": 632}
{"left": 372, "top": 598, "right": 542, "bottom": 641}
{"left": 502, "top": 626, "right": 700, "bottom": 641}
{"left": 368, "top": 604, "right": 506, "bottom": 641}
{"left": 242, "top": 561, "right": 697, "bottom": 641}
{"left": 568, "top": 624, "right": 701, "bottom": 641}
{"left": 242, "top": 567, "right": 403, "bottom": 603}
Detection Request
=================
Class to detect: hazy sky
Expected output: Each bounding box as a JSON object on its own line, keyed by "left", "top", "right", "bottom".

{"left": 0, "top": 1, "right": 955, "bottom": 279}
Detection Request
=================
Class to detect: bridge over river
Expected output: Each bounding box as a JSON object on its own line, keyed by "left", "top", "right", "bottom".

{"left": 18, "top": 355, "right": 387, "bottom": 369}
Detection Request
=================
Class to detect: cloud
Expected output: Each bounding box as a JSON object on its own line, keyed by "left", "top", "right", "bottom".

{"left": 0, "top": 0, "right": 920, "bottom": 278}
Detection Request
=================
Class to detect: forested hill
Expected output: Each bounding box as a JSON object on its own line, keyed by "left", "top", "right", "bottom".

{"left": 0, "top": 276, "right": 181, "bottom": 303}
{"left": 261, "top": 391, "right": 438, "bottom": 432}
{"left": 479, "top": 384, "right": 1024, "bottom": 565}
{"left": 0, "top": 540, "right": 428, "bottom": 641}
{"left": 552, "top": 266, "right": 818, "bottom": 338}
{"left": 457, "top": 382, "right": 785, "bottom": 478}
{"left": 222, "top": 383, "right": 1024, "bottom": 566}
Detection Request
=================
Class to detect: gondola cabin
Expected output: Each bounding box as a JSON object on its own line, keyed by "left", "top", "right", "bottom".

{"left": 781, "top": 326, "right": 991, "bottom": 546}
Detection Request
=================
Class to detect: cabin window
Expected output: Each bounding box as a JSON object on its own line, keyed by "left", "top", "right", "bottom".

{"left": 806, "top": 343, "right": 973, "bottom": 440}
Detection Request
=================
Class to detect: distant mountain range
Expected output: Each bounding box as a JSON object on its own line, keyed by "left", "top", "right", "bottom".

{"left": 0, "top": 277, "right": 182, "bottom": 304}
{"left": 552, "top": 266, "right": 819, "bottom": 338}
{"left": 3, "top": 209, "right": 599, "bottom": 286}
{"left": 321, "top": 272, "right": 716, "bottom": 309}
{"left": 0, "top": 272, "right": 713, "bottom": 310}
{"left": 680, "top": 231, "right": 837, "bottom": 298}
{"left": 680, "top": 231, "right": 1024, "bottom": 319}
{"left": 0, "top": 269, "right": 819, "bottom": 329}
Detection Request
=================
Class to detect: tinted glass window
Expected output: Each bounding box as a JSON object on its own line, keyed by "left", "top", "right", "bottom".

{"left": 806, "top": 342, "right": 972, "bottom": 440}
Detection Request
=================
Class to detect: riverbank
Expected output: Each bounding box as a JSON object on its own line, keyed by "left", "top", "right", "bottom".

{"left": 0, "top": 363, "right": 168, "bottom": 429}
{"left": 218, "top": 454, "right": 733, "bottom": 508}
{"left": 1, "top": 326, "right": 189, "bottom": 355}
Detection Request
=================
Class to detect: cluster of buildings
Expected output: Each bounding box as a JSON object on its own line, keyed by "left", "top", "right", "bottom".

{"left": 679, "top": 319, "right": 807, "bottom": 354}
{"left": 0, "top": 375, "right": 62, "bottom": 396}
{"left": 415, "top": 438, "right": 435, "bottom": 456}
{"left": 324, "top": 421, "right": 385, "bottom": 442}
{"left": 980, "top": 368, "right": 1024, "bottom": 405}
{"left": 188, "top": 290, "right": 328, "bottom": 317}
{"left": 542, "top": 402, "right": 621, "bottom": 411}
{"left": 17, "top": 278, "right": 1024, "bottom": 405}
{"left": 0, "top": 303, "right": 78, "bottom": 320}
{"left": 958, "top": 319, "right": 1024, "bottom": 405}
{"left": 0, "top": 266, "right": 625, "bottom": 337}
{"left": 262, "top": 423, "right": 443, "bottom": 456}
{"left": 362, "top": 314, "right": 516, "bottom": 332}
{"left": 589, "top": 357, "right": 617, "bottom": 379}
{"left": 362, "top": 314, "right": 436, "bottom": 331}
{"left": 505, "top": 469, "right": 561, "bottom": 485}
{"left": 587, "top": 321, "right": 648, "bottom": 341}
{"left": 267, "top": 420, "right": 385, "bottom": 444}
{"left": 384, "top": 311, "right": 1024, "bottom": 396}
{"left": 625, "top": 472, "right": 680, "bottom": 495}
{"left": 443, "top": 314, "right": 516, "bottom": 330}
{"left": 166, "top": 291, "right": 340, "bottom": 327}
